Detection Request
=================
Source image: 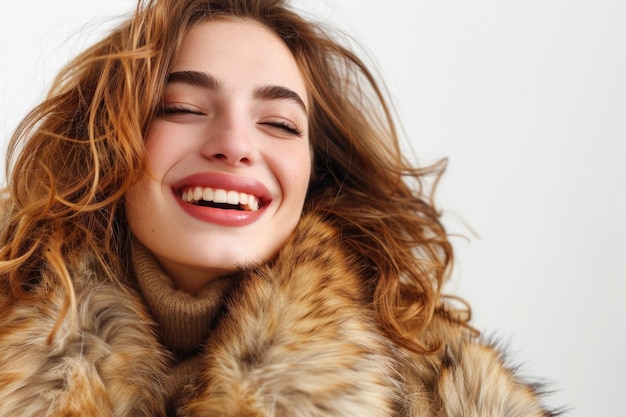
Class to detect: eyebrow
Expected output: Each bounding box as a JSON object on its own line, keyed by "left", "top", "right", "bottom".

{"left": 253, "top": 84, "right": 307, "bottom": 113}
{"left": 166, "top": 70, "right": 307, "bottom": 113}
{"left": 167, "top": 70, "right": 222, "bottom": 89}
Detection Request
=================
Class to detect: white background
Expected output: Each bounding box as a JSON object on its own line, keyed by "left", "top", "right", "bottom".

{"left": 2, "top": 1, "right": 625, "bottom": 415}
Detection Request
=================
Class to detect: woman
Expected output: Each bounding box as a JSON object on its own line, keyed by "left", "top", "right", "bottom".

{"left": 0, "top": 0, "right": 558, "bottom": 415}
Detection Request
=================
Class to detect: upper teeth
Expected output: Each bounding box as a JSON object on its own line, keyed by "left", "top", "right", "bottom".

{"left": 181, "top": 186, "right": 260, "bottom": 211}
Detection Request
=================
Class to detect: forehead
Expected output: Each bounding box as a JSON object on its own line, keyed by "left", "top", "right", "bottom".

{"left": 171, "top": 19, "right": 308, "bottom": 102}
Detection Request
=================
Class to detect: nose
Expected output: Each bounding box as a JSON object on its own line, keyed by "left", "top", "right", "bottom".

{"left": 201, "top": 114, "right": 258, "bottom": 166}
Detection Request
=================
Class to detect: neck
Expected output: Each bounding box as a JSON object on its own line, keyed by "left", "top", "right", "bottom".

{"left": 131, "top": 240, "right": 235, "bottom": 358}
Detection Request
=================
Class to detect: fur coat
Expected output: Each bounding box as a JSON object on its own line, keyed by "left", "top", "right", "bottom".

{"left": 0, "top": 213, "right": 557, "bottom": 416}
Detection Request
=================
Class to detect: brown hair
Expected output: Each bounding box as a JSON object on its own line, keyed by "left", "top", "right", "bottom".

{"left": 1, "top": 0, "right": 462, "bottom": 352}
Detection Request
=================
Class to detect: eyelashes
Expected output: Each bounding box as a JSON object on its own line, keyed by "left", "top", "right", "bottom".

{"left": 258, "top": 120, "right": 304, "bottom": 137}
{"left": 157, "top": 105, "right": 305, "bottom": 137}
{"left": 157, "top": 104, "right": 203, "bottom": 116}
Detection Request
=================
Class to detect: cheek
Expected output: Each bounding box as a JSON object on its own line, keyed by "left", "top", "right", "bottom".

{"left": 124, "top": 126, "right": 173, "bottom": 221}
{"left": 142, "top": 125, "right": 171, "bottom": 173}
{"left": 142, "top": 122, "right": 193, "bottom": 178}
{"left": 280, "top": 145, "right": 312, "bottom": 201}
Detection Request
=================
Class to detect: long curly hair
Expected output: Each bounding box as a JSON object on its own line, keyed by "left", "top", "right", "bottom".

{"left": 0, "top": 0, "right": 463, "bottom": 353}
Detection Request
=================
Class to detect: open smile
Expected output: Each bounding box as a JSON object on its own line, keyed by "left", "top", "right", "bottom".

{"left": 180, "top": 186, "right": 261, "bottom": 211}
{"left": 172, "top": 172, "right": 272, "bottom": 225}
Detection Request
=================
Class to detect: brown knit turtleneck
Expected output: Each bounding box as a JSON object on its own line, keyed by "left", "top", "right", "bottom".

{"left": 131, "top": 240, "right": 234, "bottom": 403}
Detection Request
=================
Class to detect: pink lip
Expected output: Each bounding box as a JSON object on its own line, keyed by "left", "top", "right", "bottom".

{"left": 172, "top": 172, "right": 272, "bottom": 226}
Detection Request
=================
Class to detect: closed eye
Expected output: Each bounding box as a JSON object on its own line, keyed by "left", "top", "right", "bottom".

{"left": 158, "top": 104, "right": 205, "bottom": 116}
{"left": 258, "top": 120, "right": 304, "bottom": 137}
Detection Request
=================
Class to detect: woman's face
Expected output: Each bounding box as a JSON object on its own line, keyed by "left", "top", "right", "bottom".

{"left": 125, "top": 19, "right": 311, "bottom": 293}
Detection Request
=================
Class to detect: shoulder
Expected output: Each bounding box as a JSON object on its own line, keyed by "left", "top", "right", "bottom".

{"left": 0, "top": 258, "right": 170, "bottom": 417}
{"left": 402, "top": 313, "right": 560, "bottom": 416}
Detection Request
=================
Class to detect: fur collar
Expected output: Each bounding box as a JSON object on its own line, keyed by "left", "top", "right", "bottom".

{"left": 0, "top": 213, "right": 557, "bottom": 416}
{"left": 0, "top": 255, "right": 170, "bottom": 416}
{"left": 176, "top": 213, "right": 557, "bottom": 416}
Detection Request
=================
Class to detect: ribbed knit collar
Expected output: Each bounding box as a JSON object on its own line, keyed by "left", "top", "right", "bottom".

{"left": 131, "top": 240, "right": 234, "bottom": 359}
